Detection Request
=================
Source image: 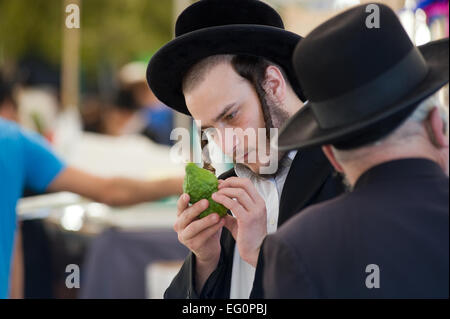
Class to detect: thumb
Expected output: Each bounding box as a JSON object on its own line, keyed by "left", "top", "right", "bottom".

{"left": 223, "top": 215, "right": 238, "bottom": 240}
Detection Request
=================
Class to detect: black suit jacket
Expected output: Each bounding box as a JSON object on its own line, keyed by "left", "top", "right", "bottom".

{"left": 164, "top": 146, "right": 345, "bottom": 298}
{"left": 262, "top": 159, "right": 449, "bottom": 298}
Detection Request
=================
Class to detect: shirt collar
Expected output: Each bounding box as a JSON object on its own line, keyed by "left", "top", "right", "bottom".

{"left": 234, "top": 150, "right": 298, "bottom": 179}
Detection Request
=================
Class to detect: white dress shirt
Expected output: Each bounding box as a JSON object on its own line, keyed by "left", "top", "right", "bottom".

{"left": 229, "top": 150, "right": 297, "bottom": 298}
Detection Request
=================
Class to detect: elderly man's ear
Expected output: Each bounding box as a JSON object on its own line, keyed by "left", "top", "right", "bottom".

{"left": 426, "top": 107, "right": 449, "bottom": 149}
{"left": 322, "top": 145, "right": 345, "bottom": 174}
{"left": 426, "top": 106, "right": 449, "bottom": 176}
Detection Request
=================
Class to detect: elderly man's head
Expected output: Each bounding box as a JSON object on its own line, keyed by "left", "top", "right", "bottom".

{"left": 322, "top": 92, "right": 449, "bottom": 187}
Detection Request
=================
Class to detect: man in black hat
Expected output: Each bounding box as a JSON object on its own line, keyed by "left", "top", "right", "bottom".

{"left": 147, "top": 0, "right": 344, "bottom": 298}
{"left": 261, "top": 3, "right": 449, "bottom": 298}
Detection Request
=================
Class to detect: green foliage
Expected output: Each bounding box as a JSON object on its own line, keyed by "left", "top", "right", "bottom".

{"left": 0, "top": 0, "right": 62, "bottom": 64}
{"left": 0, "top": 0, "right": 173, "bottom": 78}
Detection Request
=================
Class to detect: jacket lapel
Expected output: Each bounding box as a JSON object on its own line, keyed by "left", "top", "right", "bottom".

{"left": 278, "top": 146, "right": 334, "bottom": 226}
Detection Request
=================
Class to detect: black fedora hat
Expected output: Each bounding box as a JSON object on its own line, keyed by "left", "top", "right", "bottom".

{"left": 146, "top": 0, "right": 305, "bottom": 116}
{"left": 278, "top": 3, "right": 449, "bottom": 151}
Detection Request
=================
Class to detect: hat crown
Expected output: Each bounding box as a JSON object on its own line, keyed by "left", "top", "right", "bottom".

{"left": 175, "top": 0, "right": 284, "bottom": 37}
{"left": 294, "top": 3, "right": 417, "bottom": 103}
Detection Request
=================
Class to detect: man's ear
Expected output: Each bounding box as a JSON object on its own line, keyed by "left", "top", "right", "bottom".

{"left": 263, "top": 65, "right": 286, "bottom": 101}
{"left": 322, "top": 145, "right": 345, "bottom": 173}
{"left": 426, "top": 107, "right": 449, "bottom": 148}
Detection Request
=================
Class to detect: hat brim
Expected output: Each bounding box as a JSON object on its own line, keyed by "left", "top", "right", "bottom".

{"left": 147, "top": 24, "right": 304, "bottom": 115}
{"left": 278, "top": 38, "right": 449, "bottom": 151}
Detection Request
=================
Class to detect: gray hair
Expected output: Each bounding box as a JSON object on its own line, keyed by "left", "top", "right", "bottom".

{"left": 332, "top": 91, "right": 449, "bottom": 162}
{"left": 407, "top": 92, "right": 448, "bottom": 133}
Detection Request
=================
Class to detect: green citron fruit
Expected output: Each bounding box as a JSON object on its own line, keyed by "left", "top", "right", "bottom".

{"left": 183, "top": 163, "right": 228, "bottom": 219}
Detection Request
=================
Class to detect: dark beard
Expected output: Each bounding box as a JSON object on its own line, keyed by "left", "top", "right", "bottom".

{"left": 258, "top": 93, "right": 291, "bottom": 177}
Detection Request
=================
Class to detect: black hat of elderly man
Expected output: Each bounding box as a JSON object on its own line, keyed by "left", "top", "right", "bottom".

{"left": 278, "top": 3, "right": 449, "bottom": 151}
{"left": 146, "top": 0, "right": 306, "bottom": 115}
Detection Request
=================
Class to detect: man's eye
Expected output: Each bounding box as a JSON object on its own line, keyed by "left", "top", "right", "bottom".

{"left": 225, "top": 111, "right": 236, "bottom": 121}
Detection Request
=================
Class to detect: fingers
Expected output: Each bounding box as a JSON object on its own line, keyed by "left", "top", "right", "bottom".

{"left": 181, "top": 213, "right": 223, "bottom": 242}
{"left": 218, "top": 177, "right": 260, "bottom": 202}
{"left": 212, "top": 192, "right": 246, "bottom": 218}
{"left": 223, "top": 215, "right": 238, "bottom": 239}
{"left": 175, "top": 198, "right": 209, "bottom": 231}
{"left": 188, "top": 219, "right": 225, "bottom": 251}
{"left": 213, "top": 187, "right": 253, "bottom": 211}
{"left": 177, "top": 193, "right": 190, "bottom": 216}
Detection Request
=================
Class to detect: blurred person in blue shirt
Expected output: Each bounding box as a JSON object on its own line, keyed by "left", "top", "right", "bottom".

{"left": 0, "top": 117, "right": 66, "bottom": 299}
{"left": 0, "top": 80, "right": 183, "bottom": 298}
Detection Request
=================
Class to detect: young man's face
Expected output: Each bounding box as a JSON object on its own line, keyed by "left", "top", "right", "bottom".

{"left": 185, "top": 62, "right": 272, "bottom": 174}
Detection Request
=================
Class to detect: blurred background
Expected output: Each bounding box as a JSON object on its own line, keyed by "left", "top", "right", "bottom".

{"left": 0, "top": 0, "right": 448, "bottom": 299}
